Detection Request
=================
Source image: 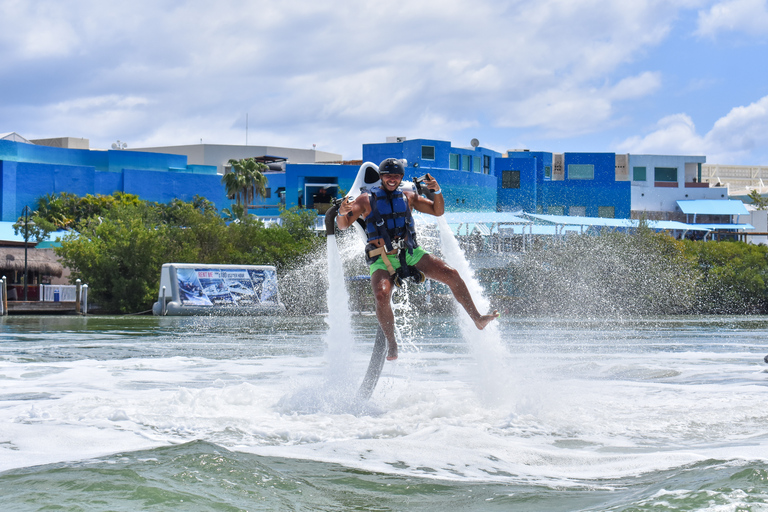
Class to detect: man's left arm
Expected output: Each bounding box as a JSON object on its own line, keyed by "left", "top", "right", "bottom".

{"left": 410, "top": 175, "right": 444, "bottom": 216}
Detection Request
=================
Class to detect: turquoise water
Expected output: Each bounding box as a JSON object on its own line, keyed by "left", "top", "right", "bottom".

{"left": 2, "top": 314, "right": 768, "bottom": 511}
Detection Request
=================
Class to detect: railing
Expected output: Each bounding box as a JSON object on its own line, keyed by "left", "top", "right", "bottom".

{"left": 1, "top": 278, "right": 88, "bottom": 315}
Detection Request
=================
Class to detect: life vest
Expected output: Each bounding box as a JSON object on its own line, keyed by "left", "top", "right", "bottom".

{"left": 365, "top": 186, "right": 418, "bottom": 254}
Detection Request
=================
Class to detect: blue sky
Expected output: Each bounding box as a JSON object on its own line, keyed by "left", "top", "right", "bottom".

{"left": 2, "top": 0, "right": 768, "bottom": 165}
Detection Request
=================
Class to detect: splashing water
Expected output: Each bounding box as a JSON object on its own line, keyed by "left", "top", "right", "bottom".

{"left": 435, "top": 216, "right": 511, "bottom": 405}
{"left": 276, "top": 235, "right": 360, "bottom": 414}
{"left": 324, "top": 234, "right": 354, "bottom": 372}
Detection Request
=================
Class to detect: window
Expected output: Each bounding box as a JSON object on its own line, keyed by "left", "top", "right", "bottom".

{"left": 421, "top": 145, "right": 435, "bottom": 160}
{"left": 544, "top": 165, "right": 552, "bottom": 179}
{"left": 501, "top": 170, "right": 520, "bottom": 189}
{"left": 569, "top": 206, "right": 586, "bottom": 217}
{"left": 598, "top": 206, "right": 615, "bottom": 218}
{"left": 462, "top": 154, "right": 471, "bottom": 171}
{"left": 473, "top": 156, "right": 481, "bottom": 173}
{"left": 449, "top": 154, "right": 459, "bottom": 170}
{"left": 264, "top": 188, "right": 271, "bottom": 199}
{"left": 568, "top": 164, "right": 594, "bottom": 180}
{"left": 483, "top": 155, "right": 491, "bottom": 174}
{"left": 633, "top": 166, "right": 647, "bottom": 181}
{"left": 655, "top": 167, "right": 677, "bottom": 182}
{"left": 548, "top": 206, "right": 565, "bottom": 215}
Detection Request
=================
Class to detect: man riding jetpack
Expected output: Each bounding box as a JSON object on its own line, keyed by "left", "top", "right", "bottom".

{"left": 336, "top": 158, "right": 499, "bottom": 362}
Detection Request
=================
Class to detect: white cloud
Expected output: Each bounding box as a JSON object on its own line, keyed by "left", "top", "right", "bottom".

{"left": 696, "top": 0, "right": 768, "bottom": 38}
{"left": 0, "top": 0, "right": 755, "bottom": 160}
{"left": 616, "top": 95, "right": 768, "bottom": 163}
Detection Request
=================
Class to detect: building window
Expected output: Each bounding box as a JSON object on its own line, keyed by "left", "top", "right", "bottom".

{"left": 569, "top": 206, "right": 586, "bottom": 217}
{"left": 449, "top": 154, "right": 459, "bottom": 170}
{"left": 544, "top": 165, "right": 551, "bottom": 179}
{"left": 548, "top": 206, "right": 565, "bottom": 216}
{"left": 264, "top": 188, "right": 271, "bottom": 199}
{"left": 462, "top": 154, "right": 471, "bottom": 171}
{"left": 633, "top": 166, "right": 647, "bottom": 181}
{"left": 568, "top": 164, "right": 594, "bottom": 180}
{"left": 483, "top": 155, "right": 491, "bottom": 174}
{"left": 421, "top": 145, "right": 435, "bottom": 160}
{"left": 655, "top": 167, "right": 677, "bottom": 182}
{"left": 598, "top": 206, "right": 615, "bottom": 218}
{"left": 473, "top": 156, "right": 481, "bottom": 173}
{"left": 502, "top": 170, "right": 520, "bottom": 189}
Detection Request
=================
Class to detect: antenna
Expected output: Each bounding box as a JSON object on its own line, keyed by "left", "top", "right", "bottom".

{"left": 111, "top": 140, "right": 127, "bottom": 150}
{"left": 470, "top": 138, "right": 479, "bottom": 148}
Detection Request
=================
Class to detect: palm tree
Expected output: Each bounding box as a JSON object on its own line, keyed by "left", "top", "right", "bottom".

{"left": 222, "top": 158, "right": 269, "bottom": 208}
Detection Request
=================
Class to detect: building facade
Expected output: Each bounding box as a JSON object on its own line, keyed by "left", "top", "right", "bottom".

{"left": 0, "top": 139, "right": 228, "bottom": 222}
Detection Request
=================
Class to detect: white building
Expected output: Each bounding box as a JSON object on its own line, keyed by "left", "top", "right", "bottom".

{"left": 629, "top": 155, "right": 728, "bottom": 220}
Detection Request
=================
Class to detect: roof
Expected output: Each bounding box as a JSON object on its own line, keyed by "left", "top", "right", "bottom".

{"left": 0, "top": 222, "right": 64, "bottom": 245}
{"left": 524, "top": 213, "right": 753, "bottom": 232}
{"left": 0, "top": 132, "right": 32, "bottom": 144}
{"left": 0, "top": 247, "right": 64, "bottom": 276}
{"left": 676, "top": 199, "right": 749, "bottom": 216}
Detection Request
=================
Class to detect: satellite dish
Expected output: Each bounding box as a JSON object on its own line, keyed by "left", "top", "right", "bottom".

{"left": 111, "top": 143, "right": 118, "bottom": 149}
{"left": 470, "top": 138, "right": 479, "bottom": 148}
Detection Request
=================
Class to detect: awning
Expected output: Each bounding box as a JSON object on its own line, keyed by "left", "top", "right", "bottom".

{"left": 0, "top": 248, "right": 64, "bottom": 276}
{"left": 676, "top": 199, "right": 749, "bottom": 216}
{"left": 523, "top": 213, "right": 752, "bottom": 233}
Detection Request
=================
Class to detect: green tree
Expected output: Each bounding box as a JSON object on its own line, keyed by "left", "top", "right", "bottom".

{"left": 222, "top": 158, "right": 269, "bottom": 208}
{"left": 56, "top": 206, "right": 168, "bottom": 313}
{"left": 53, "top": 194, "right": 322, "bottom": 313}
{"left": 747, "top": 189, "right": 768, "bottom": 210}
{"left": 13, "top": 207, "right": 54, "bottom": 244}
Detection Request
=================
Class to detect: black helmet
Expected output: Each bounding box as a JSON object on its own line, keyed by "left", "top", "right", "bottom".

{"left": 379, "top": 158, "right": 405, "bottom": 176}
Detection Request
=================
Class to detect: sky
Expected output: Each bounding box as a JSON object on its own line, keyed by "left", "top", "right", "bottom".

{"left": 2, "top": 0, "right": 768, "bottom": 165}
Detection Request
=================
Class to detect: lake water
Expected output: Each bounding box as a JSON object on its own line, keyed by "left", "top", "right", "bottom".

{"left": 2, "top": 313, "right": 768, "bottom": 511}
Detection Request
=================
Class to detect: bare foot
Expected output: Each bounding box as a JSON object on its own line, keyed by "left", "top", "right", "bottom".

{"left": 474, "top": 310, "right": 500, "bottom": 330}
{"left": 386, "top": 339, "right": 398, "bottom": 361}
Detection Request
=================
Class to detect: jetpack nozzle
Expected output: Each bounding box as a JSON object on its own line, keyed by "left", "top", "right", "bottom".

{"left": 324, "top": 199, "right": 341, "bottom": 236}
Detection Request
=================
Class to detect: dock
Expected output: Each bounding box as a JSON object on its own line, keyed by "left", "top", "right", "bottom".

{"left": 1, "top": 280, "right": 87, "bottom": 316}
{"left": 4, "top": 300, "right": 83, "bottom": 315}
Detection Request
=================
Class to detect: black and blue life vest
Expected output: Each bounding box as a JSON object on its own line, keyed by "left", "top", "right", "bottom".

{"left": 365, "top": 186, "right": 418, "bottom": 254}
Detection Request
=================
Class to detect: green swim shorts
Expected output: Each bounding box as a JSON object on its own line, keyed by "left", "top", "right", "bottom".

{"left": 368, "top": 246, "right": 429, "bottom": 276}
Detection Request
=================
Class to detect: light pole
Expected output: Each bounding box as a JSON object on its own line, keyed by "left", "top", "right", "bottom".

{"left": 21, "top": 206, "right": 34, "bottom": 301}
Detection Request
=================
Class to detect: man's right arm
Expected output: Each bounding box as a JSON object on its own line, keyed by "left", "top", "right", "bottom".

{"left": 336, "top": 195, "right": 368, "bottom": 230}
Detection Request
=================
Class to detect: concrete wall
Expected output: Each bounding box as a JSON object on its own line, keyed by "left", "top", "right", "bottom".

{"left": 130, "top": 144, "right": 343, "bottom": 174}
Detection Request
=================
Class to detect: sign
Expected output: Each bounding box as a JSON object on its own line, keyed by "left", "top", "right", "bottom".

{"left": 176, "top": 268, "right": 279, "bottom": 307}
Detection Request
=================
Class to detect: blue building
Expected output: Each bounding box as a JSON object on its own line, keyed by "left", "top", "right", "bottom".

{"left": 362, "top": 138, "right": 500, "bottom": 212}
{"left": 495, "top": 150, "right": 631, "bottom": 218}
{"left": 0, "top": 138, "right": 229, "bottom": 222}
{"left": 0, "top": 134, "right": 710, "bottom": 225}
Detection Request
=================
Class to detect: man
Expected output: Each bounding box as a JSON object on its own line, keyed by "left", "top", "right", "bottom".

{"left": 336, "top": 158, "right": 498, "bottom": 361}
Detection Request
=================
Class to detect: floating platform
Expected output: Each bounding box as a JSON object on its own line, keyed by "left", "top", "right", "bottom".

{"left": 152, "top": 263, "right": 286, "bottom": 316}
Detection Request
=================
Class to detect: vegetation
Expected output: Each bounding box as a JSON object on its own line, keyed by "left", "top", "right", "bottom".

{"left": 747, "top": 189, "right": 768, "bottom": 210}
{"left": 33, "top": 192, "right": 321, "bottom": 314}
{"left": 221, "top": 158, "right": 269, "bottom": 208}
{"left": 494, "top": 228, "right": 768, "bottom": 316}
{"left": 27, "top": 190, "right": 768, "bottom": 316}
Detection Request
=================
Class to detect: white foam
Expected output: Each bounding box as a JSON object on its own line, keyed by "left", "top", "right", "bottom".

{"left": 4, "top": 341, "right": 768, "bottom": 483}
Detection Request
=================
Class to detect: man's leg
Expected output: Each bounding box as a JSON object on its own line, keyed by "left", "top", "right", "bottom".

{"left": 370, "top": 269, "right": 398, "bottom": 360}
{"left": 415, "top": 254, "right": 498, "bottom": 330}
